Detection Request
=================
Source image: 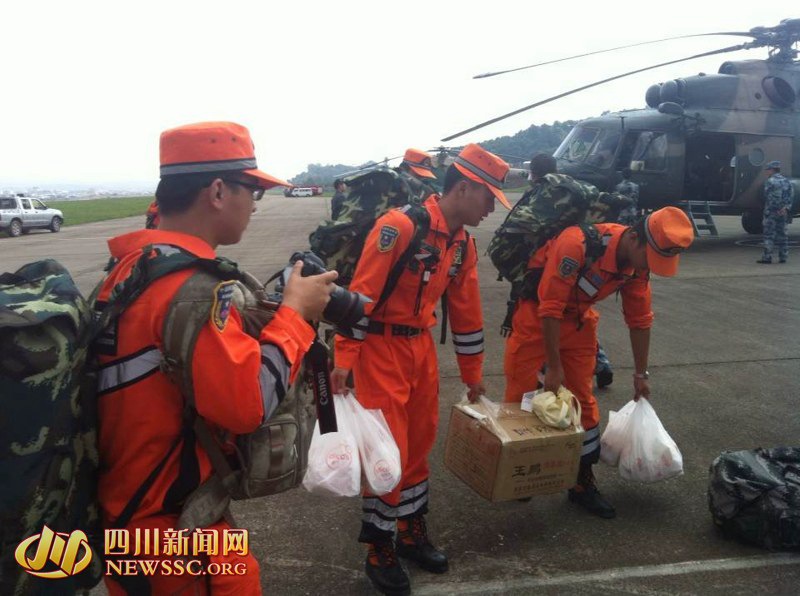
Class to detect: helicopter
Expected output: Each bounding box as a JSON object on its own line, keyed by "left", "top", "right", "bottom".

{"left": 442, "top": 18, "right": 800, "bottom": 234}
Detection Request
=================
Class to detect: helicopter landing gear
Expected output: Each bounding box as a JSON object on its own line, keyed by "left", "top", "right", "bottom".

{"left": 741, "top": 210, "right": 763, "bottom": 235}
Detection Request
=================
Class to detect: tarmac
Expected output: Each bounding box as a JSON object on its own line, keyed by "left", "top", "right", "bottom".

{"left": 3, "top": 194, "right": 799, "bottom": 595}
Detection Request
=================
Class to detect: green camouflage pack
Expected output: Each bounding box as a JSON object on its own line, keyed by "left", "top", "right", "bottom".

{"left": 488, "top": 173, "right": 634, "bottom": 286}
{"left": 0, "top": 259, "right": 103, "bottom": 595}
{"left": 309, "top": 167, "right": 436, "bottom": 287}
{"left": 0, "top": 249, "right": 232, "bottom": 594}
{"left": 488, "top": 173, "right": 599, "bottom": 287}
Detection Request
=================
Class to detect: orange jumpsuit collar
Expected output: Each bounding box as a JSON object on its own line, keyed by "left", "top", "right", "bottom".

{"left": 423, "top": 195, "right": 466, "bottom": 242}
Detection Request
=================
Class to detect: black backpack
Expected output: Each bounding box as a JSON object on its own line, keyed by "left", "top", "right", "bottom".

{"left": 708, "top": 447, "right": 800, "bottom": 550}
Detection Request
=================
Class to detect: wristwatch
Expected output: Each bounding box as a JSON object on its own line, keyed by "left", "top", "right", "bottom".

{"left": 633, "top": 371, "right": 650, "bottom": 380}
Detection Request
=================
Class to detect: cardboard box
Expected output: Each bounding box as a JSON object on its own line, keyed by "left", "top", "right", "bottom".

{"left": 444, "top": 402, "right": 583, "bottom": 502}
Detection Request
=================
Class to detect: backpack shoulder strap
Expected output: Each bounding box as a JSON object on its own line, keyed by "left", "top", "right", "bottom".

{"left": 577, "top": 223, "right": 607, "bottom": 268}
{"left": 160, "top": 265, "right": 248, "bottom": 496}
{"left": 108, "top": 250, "right": 243, "bottom": 527}
{"left": 373, "top": 204, "right": 431, "bottom": 311}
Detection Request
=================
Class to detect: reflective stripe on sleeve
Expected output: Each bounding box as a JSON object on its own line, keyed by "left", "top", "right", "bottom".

{"left": 578, "top": 276, "right": 599, "bottom": 297}
{"left": 259, "top": 343, "right": 290, "bottom": 419}
{"left": 453, "top": 329, "right": 484, "bottom": 355}
{"left": 351, "top": 315, "right": 369, "bottom": 341}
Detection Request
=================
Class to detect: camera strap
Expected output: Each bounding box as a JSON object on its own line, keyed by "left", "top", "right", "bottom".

{"left": 305, "top": 338, "right": 338, "bottom": 434}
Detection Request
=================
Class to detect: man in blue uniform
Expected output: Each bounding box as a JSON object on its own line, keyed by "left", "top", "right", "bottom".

{"left": 757, "top": 160, "right": 793, "bottom": 264}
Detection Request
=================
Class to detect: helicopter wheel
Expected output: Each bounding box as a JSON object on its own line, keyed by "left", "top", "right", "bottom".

{"left": 741, "top": 210, "right": 763, "bottom": 235}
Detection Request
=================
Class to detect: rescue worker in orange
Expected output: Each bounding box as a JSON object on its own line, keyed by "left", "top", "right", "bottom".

{"left": 331, "top": 144, "right": 510, "bottom": 596}
{"left": 504, "top": 207, "right": 694, "bottom": 518}
{"left": 398, "top": 148, "right": 438, "bottom": 182}
{"left": 96, "top": 122, "right": 337, "bottom": 595}
{"left": 145, "top": 200, "right": 160, "bottom": 229}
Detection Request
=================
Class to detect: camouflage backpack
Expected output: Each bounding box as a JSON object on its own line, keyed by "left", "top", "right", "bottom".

{"left": 0, "top": 260, "right": 103, "bottom": 595}
{"left": 708, "top": 447, "right": 800, "bottom": 550}
{"left": 488, "top": 173, "right": 613, "bottom": 335}
{"left": 0, "top": 250, "right": 250, "bottom": 594}
{"left": 309, "top": 167, "right": 436, "bottom": 287}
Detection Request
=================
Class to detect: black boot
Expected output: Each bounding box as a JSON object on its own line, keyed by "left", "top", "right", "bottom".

{"left": 395, "top": 515, "right": 449, "bottom": 573}
{"left": 596, "top": 368, "right": 614, "bottom": 389}
{"left": 568, "top": 464, "right": 616, "bottom": 519}
{"left": 365, "top": 541, "right": 410, "bottom": 596}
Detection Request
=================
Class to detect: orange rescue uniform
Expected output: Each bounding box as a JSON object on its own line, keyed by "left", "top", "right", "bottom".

{"left": 335, "top": 196, "right": 483, "bottom": 541}
{"left": 504, "top": 223, "right": 652, "bottom": 462}
{"left": 96, "top": 229, "right": 315, "bottom": 595}
{"left": 145, "top": 201, "right": 160, "bottom": 229}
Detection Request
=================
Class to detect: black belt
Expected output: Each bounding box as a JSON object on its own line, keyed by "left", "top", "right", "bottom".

{"left": 367, "top": 321, "right": 425, "bottom": 338}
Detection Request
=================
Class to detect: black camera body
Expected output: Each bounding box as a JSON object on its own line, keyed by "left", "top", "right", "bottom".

{"left": 275, "top": 251, "right": 370, "bottom": 328}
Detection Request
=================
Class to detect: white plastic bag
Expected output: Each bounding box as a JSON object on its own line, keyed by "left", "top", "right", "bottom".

{"left": 615, "top": 398, "right": 683, "bottom": 482}
{"left": 302, "top": 394, "right": 361, "bottom": 497}
{"left": 345, "top": 396, "right": 401, "bottom": 495}
{"left": 599, "top": 400, "right": 637, "bottom": 466}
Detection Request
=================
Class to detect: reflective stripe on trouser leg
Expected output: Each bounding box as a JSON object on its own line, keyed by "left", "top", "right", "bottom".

{"left": 354, "top": 331, "right": 438, "bottom": 542}
{"left": 360, "top": 480, "right": 431, "bottom": 541}
{"left": 580, "top": 424, "right": 601, "bottom": 465}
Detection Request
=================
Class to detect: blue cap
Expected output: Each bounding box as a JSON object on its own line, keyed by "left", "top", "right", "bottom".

{"left": 765, "top": 160, "right": 781, "bottom": 170}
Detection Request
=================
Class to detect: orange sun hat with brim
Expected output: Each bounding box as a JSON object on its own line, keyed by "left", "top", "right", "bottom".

{"left": 644, "top": 207, "right": 694, "bottom": 277}
{"left": 159, "top": 121, "right": 291, "bottom": 189}
{"left": 452, "top": 143, "right": 511, "bottom": 209}
{"left": 401, "top": 148, "right": 437, "bottom": 179}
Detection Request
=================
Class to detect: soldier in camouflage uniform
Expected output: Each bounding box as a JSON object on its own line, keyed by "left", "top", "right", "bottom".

{"left": 757, "top": 160, "right": 793, "bottom": 264}
{"left": 614, "top": 168, "right": 640, "bottom": 226}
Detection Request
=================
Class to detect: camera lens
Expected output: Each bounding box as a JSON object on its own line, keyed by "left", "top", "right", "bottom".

{"left": 323, "top": 287, "right": 370, "bottom": 328}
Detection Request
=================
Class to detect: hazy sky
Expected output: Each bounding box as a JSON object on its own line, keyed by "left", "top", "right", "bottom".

{"left": 0, "top": 0, "right": 794, "bottom": 187}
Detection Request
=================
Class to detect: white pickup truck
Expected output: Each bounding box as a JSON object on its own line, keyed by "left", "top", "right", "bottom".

{"left": 0, "top": 195, "right": 64, "bottom": 237}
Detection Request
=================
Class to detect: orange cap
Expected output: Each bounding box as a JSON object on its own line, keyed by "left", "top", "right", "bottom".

{"left": 643, "top": 207, "right": 694, "bottom": 277}
{"left": 401, "top": 148, "right": 437, "bottom": 179}
{"left": 452, "top": 143, "right": 511, "bottom": 209}
{"left": 159, "top": 121, "right": 290, "bottom": 189}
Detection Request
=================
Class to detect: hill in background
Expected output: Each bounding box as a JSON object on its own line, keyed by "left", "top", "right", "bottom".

{"left": 290, "top": 120, "right": 578, "bottom": 187}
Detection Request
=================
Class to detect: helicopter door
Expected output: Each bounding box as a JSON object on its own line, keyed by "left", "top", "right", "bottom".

{"left": 621, "top": 130, "right": 682, "bottom": 208}
{"left": 684, "top": 133, "right": 736, "bottom": 203}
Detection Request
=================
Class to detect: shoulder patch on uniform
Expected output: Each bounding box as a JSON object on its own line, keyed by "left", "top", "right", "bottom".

{"left": 378, "top": 225, "right": 400, "bottom": 252}
{"left": 211, "top": 280, "right": 237, "bottom": 331}
{"left": 558, "top": 256, "right": 580, "bottom": 278}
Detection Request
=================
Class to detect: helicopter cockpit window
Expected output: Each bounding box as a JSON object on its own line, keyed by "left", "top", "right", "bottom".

{"left": 585, "top": 130, "right": 620, "bottom": 169}
{"left": 629, "top": 131, "right": 667, "bottom": 171}
{"left": 554, "top": 126, "right": 599, "bottom": 162}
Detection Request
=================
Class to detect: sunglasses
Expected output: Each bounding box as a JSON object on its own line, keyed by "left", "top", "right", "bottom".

{"left": 223, "top": 179, "right": 265, "bottom": 201}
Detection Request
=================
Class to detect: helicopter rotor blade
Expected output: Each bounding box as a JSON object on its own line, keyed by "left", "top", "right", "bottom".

{"left": 427, "top": 146, "right": 528, "bottom": 163}
{"left": 442, "top": 42, "right": 750, "bottom": 142}
{"left": 473, "top": 31, "right": 753, "bottom": 79}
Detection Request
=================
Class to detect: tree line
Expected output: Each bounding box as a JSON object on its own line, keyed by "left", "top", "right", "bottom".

{"left": 289, "top": 120, "right": 578, "bottom": 187}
